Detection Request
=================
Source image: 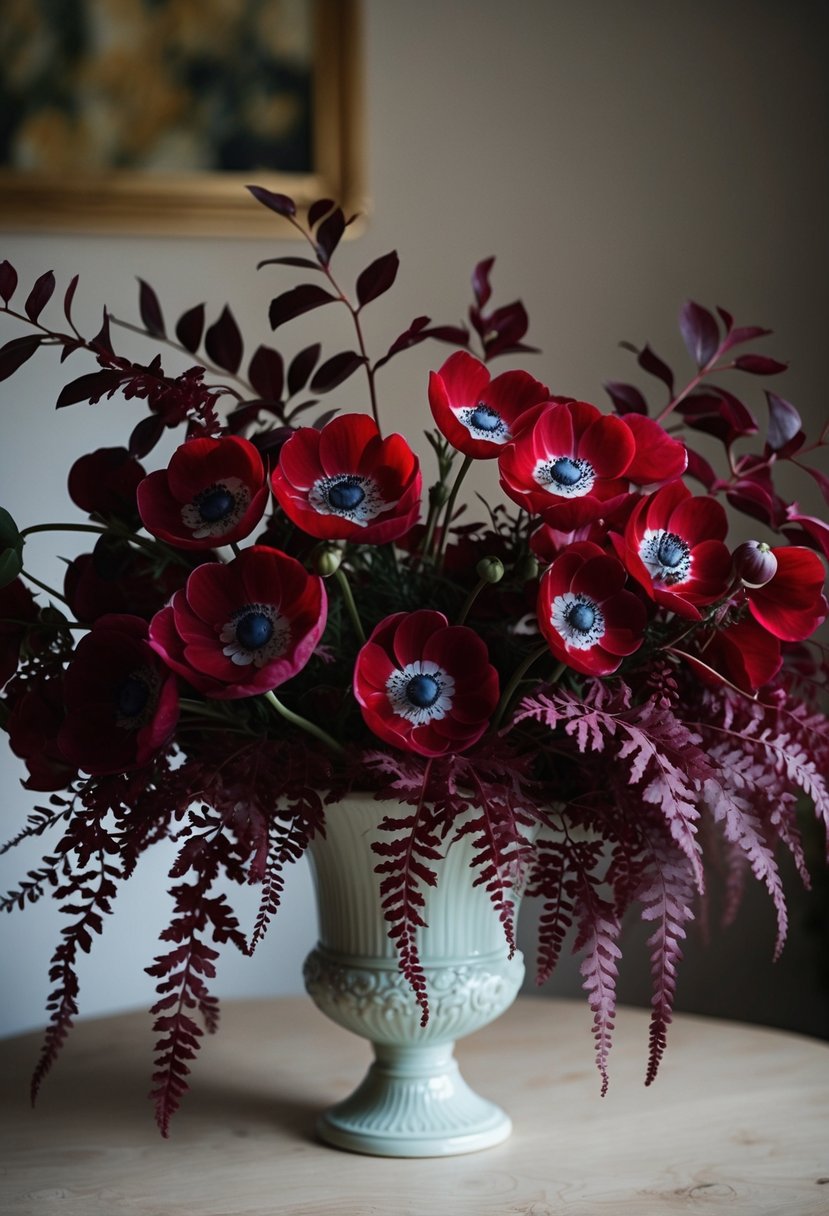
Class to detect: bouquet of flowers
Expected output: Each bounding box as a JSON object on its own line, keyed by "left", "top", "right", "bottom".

{"left": 1, "top": 187, "right": 827, "bottom": 1136}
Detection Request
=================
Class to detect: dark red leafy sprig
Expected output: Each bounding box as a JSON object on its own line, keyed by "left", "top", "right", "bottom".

{"left": 469, "top": 257, "right": 538, "bottom": 362}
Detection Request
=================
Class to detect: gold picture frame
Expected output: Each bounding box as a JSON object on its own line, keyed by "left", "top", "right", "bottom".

{"left": 0, "top": 0, "right": 364, "bottom": 237}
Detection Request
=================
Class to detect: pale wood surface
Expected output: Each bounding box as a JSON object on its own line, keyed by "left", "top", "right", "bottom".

{"left": 1, "top": 995, "right": 827, "bottom": 1216}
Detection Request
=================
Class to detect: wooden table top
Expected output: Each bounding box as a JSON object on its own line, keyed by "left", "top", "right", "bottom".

{"left": 1, "top": 995, "right": 827, "bottom": 1216}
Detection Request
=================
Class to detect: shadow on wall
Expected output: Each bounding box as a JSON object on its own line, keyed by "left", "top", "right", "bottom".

{"left": 519, "top": 840, "right": 829, "bottom": 1042}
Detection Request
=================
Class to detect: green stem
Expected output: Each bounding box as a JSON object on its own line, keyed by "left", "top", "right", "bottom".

{"left": 456, "top": 577, "right": 487, "bottom": 627}
{"left": 20, "top": 521, "right": 193, "bottom": 568}
{"left": 21, "top": 522, "right": 109, "bottom": 539}
{"left": 435, "top": 454, "right": 473, "bottom": 568}
{"left": 264, "top": 690, "right": 345, "bottom": 755}
{"left": 334, "top": 566, "right": 366, "bottom": 645}
{"left": 492, "top": 645, "right": 559, "bottom": 733}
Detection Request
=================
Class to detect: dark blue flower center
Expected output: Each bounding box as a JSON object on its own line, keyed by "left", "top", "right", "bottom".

{"left": 236, "top": 611, "right": 274, "bottom": 651}
{"left": 197, "top": 486, "right": 234, "bottom": 522}
{"left": 656, "top": 532, "right": 687, "bottom": 568}
{"left": 116, "top": 674, "right": 149, "bottom": 720}
{"left": 470, "top": 403, "right": 501, "bottom": 432}
{"left": 549, "top": 458, "right": 582, "bottom": 487}
{"left": 406, "top": 674, "right": 440, "bottom": 708}
{"left": 567, "top": 602, "right": 596, "bottom": 633}
{"left": 327, "top": 481, "right": 365, "bottom": 511}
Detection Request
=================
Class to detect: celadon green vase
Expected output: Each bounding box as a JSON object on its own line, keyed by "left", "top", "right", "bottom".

{"left": 303, "top": 794, "right": 535, "bottom": 1157}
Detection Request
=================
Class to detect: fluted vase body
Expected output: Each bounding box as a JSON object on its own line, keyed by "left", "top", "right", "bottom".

{"left": 303, "top": 795, "right": 534, "bottom": 1157}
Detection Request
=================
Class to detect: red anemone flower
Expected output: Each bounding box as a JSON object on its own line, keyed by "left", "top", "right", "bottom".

{"left": 745, "top": 546, "right": 827, "bottom": 641}
{"left": 68, "top": 446, "right": 146, "bottom": 524}
{"left": 149, "top": 545, "right": 326, "bottom": 699}
{"left": 616, "top": 481, "right": 731, "bottom": 619}
{"left": 619, "top": 414, "right": 688, "bottom": 487}
{"left": 537, "top": 542, "right": 647, "bottom": 676}
{"left": 688, "top": 617, "right": 782, "bottom": 693}
{"left": 271, "top": 413, "right": 421, "bottom": 544}
{"left": 137, "top": 435, "right": 268, "bottom": 550}
{"left": 7, "top": 672, "right": 76, "bottom": 790}
{"left": 498, "top": 400, "right": 636, "bottom": 530}
{"left": 58, "top": 615, "right": 179, "bottom": 776}
{"left": 428, "top": 351, "right": 550, "bottom": 458}
{"left": 353, "top": 609, "right": 499, "bottom": 757}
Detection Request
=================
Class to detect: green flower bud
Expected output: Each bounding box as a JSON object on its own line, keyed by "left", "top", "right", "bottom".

{"left": 311, "top": 544, "right": 343, "bottom": 577}
{"left": 476, "top": 556, "right": 505, "bottom": 584}
{"left": 514, "top": 554, "right": 540, "bottom": 581}
{"left": 429, "top": 481, "right": 451, "bottom": 507}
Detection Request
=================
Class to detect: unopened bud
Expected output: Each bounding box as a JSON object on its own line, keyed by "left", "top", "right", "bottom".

{"left": 311, "top": 543, "right": 343, "bottom": 577}
{"left": 732, "top": 540, "right": 778, "bottom": 589}
{"left": 476, "top": 556, "right": 505, "bottom": 584}
{"left": 514, "top": 554, "right": 540, "bottom": 581}
{"left": 429, "top": 481, "right": 450, "bottom": 508}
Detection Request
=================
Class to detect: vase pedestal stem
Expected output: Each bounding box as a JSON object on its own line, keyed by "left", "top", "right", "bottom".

{"left": 315, "top": 1041, "right": 512, "bottom": 1157}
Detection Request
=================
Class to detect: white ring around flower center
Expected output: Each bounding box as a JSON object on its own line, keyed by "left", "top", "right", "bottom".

{"left": 385, "top": 660, "right": 456, "bottom": 726}
{"left": 308, "top": 474, "right": 391, "bottom": 525}
{"left": 220, "top": 602, "right": 291, "bottom": 667}
{"left": 639, "top": 528, "right": 692, "bottom": 586}
{"left": 550, "top": 592, "right": 606, "bottom": 650}
{"left": 456, "top": 405, "right": 511, "bottom": 444}
{"left": 533, "top": 455, "right": 596, "bottom": 498}
{"left": 181, "top": 477, "right": 251, "bottom": 538}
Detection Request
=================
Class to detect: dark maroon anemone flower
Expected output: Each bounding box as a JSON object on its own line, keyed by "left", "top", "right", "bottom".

{"left": 744, "top": 546, "right": 827, "bottom": 641}
{"left": 58, "top": 615, "right": 179, "bottom": 776}
{"left": 149, "top": 545, "right": 326, "bottom": 700}
{"left": 615, "top": 481, "right": 731, "bottom": 620}
{"left": 498, "top": 400, "right": 636, "bottom": 530}
{"left": 537, "top": 542, "right": 647, "bottom": 676}
{"left": 68, "top": 446, "right": 146, "bottom": 523}
{"left": 7, "top": 673, "right": 76, "bottom": 791}
{"left": 64, "top": 544, "right": 196, "bottom": 624}
{"left": 271, "top": 413, "right": 421, "bottom": 544}
{"left": 137, "top": 435, "right": 268, "bottom": 550}
{"left": 353, "top": 609, "right": 499, "bottom": 757}
{"left": 428, "top": 351, "right": 550, "bottom": 459}
{"left": 0, "top": 578, "right": 38, "bottom": 687}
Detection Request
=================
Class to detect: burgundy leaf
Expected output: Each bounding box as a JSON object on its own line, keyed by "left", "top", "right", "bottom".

{"left": 0, "top": 334, "right": 42, "bottom": 382}
{"left": 679, "top": 300, "right": 720, "bottom": 368}
{"left": 720, "top": 324, "right": 773, "bottom": 354}
{"left": 310, "top": 350, "right": 365, "bottom": 393}
{"left": 269, "top": 284, "right": 336, "bottom": 330}
{"left": 24, "top": 270, "right": 55, "bottom": 323}
{"left": 604, "top": 380, "right": 649, "bottom": 415}
{"left": 56, "top": 369, "right": 124, "bottom": 408}
{"left": 308, "top": 198, "right": 335, "bottom": 227}
{"left": 137, "top": 279, "right": 166, "bottom": 338}
{"left": 204, "top": 305, "right": 243, "bottom": 374}
{"left": 0, "top": 259, "right": 17, "bottom": 304}
{"left": 684, "top": 446, "right": 718, "bottom": 491}
{"left": 765, "top": 391, "right": 803, "bottom": 452}
{"left": 733, "top": 354, "right": 787, "bottom": 376}
{"left": 472, "top": 257, "right": 495, "bottom": 309}
{"left": 175, "top": 304, "right": 205, "bottom": 354}
{"left": 129, "top": 414, "right": 166, "bottom": 458}
{"left": 637, "top": 344, "right": 674, "bottom": 393}
{"left": 356, "top": 251, "right": 400, "bottom": 308}
{"left": 287, "top": 343, "right": 321, "bottom": 396}
{"left": 257, "top": 255, "right": 322, "bottom": 271}
{"left": 89, "top": 309, "right": 114, "bottom": 357}
{"left": 678, "top": 387, "right": 758, "bottom": 446}
{"left": 62, "top": 274, "right": 79, "bottom": 325}
{"left": 800, "top": 464, "right": 829, "bottom": 507}
{"left": 315, "top": 207, "right": 345, "bottom": 266}
{"left": 245, "top": 184, "right": 296, "bottom": 217}
{"left": 247, "top": 344, "right": 285, "bottom": 402}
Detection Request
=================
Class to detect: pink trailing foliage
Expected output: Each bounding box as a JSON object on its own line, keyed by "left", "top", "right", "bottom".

{"left": 0, "top": 190, "right": 827, "bottom": 1136}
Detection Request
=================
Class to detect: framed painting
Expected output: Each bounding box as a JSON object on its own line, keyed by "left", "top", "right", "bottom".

{"left": 0, "top": 0, "right": 364, "bottom": 236}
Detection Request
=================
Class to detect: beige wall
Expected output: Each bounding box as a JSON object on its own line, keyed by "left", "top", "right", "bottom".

{"left": 1, "top": 1, "right": 827, "bottom": 1035}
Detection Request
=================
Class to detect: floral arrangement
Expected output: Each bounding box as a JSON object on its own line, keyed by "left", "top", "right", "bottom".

{"left": 1, "top": 187, "right": 827, "bottom": 1137}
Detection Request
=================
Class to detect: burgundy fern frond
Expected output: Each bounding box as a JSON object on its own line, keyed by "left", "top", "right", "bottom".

{"left": 571, "top": 843, "right": 621, "bottom": 1096}
{"left": 31, "top": 850, "right": 119, "bottom": 1104}
{"left": 372, "top": 765, "right": 442, "bottom": 1025}
{"left": 526, "top": 838, "right": 578, "bottom": 985}
{"left": 636, "top": 841, "right": 696, "bottom": 1086}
